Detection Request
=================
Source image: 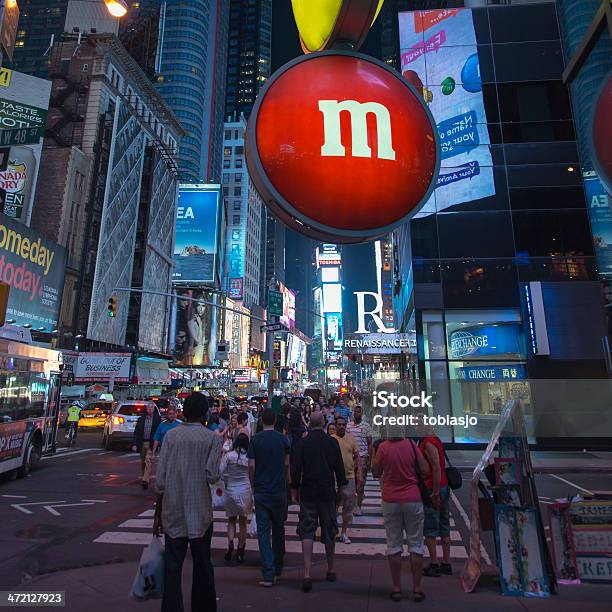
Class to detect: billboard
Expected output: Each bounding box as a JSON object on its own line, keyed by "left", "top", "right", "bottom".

{"left": 171, "top": 288, "right": 219, "bottom": 367}
{"left": 322, "top": 283, "right": 342, "bottom": 313}
{"left": 174, "top": 184, "right": 220, "bottom": 284}
{"left": 278, "top": 282, "right": 295, "bottom": 330}
{"left": 317, "top": 243, "right": 341, "bottom": 267}
{"left": 399, "top": 9, "right": 495, "bottom": 213}
{"left": 0, "top": 68, "right": 51, "bottom": 224}
{"left": 325, "top": 312, "right": 343, "bottom": 350}
{"left": 0, "top": 212, "right": 66, "bottom": 329}
{"left": 584, "top": 174, "right": 612, "bottom": 278}
{"left": 73, "top": 353, "right": 131, "bottom": 383}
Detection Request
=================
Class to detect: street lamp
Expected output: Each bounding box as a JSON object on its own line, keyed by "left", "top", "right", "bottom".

{"left": 104, "top": 0, "right": 128, "bottom": 18}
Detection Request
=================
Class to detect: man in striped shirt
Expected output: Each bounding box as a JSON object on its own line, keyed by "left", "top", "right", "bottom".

{"left": 347, "top": 405, "right": 373, "bottom": 516}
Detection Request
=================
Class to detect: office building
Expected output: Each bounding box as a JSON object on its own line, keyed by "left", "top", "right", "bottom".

{"left": 390, "top": 2, "right": 609, "bottom": 447}
{"left": 32, "top": 33, "right": 183, "bottom": 353}
{"left": 221, "top": 115, "right": 264, "bottom": 309}
{"left": 225, "top": 0, "right": 272, "bottom": 119}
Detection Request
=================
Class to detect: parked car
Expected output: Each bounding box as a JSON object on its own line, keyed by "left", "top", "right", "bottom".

{"left": 78, "top": 400, "right": 114, "bottom": 429}
{"left": 102, "top": 400, "right": 159, "bottom": 450}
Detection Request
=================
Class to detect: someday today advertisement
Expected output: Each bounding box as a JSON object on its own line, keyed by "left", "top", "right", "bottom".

{"left": 399, "top": 8, "right": 496, "bottom": 214}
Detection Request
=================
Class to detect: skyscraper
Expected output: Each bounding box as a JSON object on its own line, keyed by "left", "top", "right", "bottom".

{"left": 225, "top": 0, "right": 272, "bottom": 120}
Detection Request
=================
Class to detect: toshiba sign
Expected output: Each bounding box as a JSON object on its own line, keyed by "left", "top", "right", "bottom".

{"left": 246, "top": 51, "right": 440, "bottom": 243}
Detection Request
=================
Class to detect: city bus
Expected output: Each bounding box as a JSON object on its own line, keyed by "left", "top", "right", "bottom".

{"left": 0, "top": 337, "right": 62, "bottom": 479}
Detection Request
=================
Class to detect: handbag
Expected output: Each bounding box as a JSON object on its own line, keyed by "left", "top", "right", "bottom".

{"left": 409, "top": 439, "right": 432, "bottom": 507}
{"left": 444, "top": 449, "right": 463, "bottom": 490}
{"left": 210, "top": 480, "right": 226, "bottom": 510}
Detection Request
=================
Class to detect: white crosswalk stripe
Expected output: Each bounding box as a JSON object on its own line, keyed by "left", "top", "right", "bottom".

{"left": 94, "top": 481, "right": 467, "bottom": 558}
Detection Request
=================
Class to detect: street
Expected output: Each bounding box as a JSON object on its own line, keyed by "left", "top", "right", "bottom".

{"left": 1, "top": 431, "right": 611, "bottom": 611}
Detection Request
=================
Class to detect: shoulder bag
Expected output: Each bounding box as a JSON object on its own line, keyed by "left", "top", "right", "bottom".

{"left": 443, "top": 449, "right": 463, "bottom": 490}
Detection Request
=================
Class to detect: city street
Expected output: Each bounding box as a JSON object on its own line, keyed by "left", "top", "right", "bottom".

{"left": 1, "top": 431, "right": 611, "bottom": 611}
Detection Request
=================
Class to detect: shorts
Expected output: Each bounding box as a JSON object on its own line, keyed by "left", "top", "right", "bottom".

{"left": 338, "top": 478, "right": 356, "bottom": 523}
{"left": 382, "top": 501, "right": 424, "bottom": 556}
{"left": 298, "top": 499, "right": 338, "bottom": 544}
{"left": 424, "top": 486, "right": 451, "bottom": 538}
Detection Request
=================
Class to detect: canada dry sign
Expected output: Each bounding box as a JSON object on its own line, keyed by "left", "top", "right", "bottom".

{"left": 245, "top": 51, "right": 440, "bottom": 243}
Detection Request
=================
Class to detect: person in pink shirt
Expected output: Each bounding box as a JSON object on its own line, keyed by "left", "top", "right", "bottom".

{"left": 372, "top": 436, "right": 431, "bottom": 603}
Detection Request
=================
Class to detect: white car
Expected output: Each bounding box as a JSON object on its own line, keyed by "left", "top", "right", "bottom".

{"left": 102, "top": 400, "right": 158, "bottom": 450}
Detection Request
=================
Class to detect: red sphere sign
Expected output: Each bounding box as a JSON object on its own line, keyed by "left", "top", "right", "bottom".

{"left": 592, "top": 71, "right": 612, "bottom": 195}
{"left": 246, "top": 51, "right": 440, "bottom": 243}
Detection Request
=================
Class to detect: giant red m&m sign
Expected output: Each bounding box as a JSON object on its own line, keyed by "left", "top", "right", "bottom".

{"left": 245, "top": 51, "right": 440, "bottom": 243}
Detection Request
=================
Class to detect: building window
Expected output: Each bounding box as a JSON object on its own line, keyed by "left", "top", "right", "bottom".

{"left": 235, "top": 146, "right": 244, "bottom": 155}
{"left": 223, "top": 159, "right": 231, "bottom": 168}
{"left": 233, "top": 215, "right": 241, "bottom": 224}
{"left": 234, "top": 187, "right": 242, "bottom": 197}
{"left": 235, "top": 174, "right": 242, "bottom": 182}
{"left": 233, "top": 202, "right": 241, "bottom": 210}
{"left": 235, "top": 159, "right": 243, "bottom": 168}
{"left": 224, "top": 147, "right": 232, "bottom": 157}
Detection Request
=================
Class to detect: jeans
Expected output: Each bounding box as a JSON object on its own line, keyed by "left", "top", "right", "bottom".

{"left": 254, "top": 494, "right": 287, "bottom": 581}
{"left": 162, "top": 524, "right": 216, "bottom": 612}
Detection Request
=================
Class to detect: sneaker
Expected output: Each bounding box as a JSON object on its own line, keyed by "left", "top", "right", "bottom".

{"left": 439, "top": 563, "right": 452, "bottom": 575}
{"left": 422, "top": 564, "right": 440, "bottom": 577}
{"left": 259, "top": 580, "right": 274, "bottom": 588}
{"left": 339, "top": 533, "right": 351, "bottom": 544}
{"left": 354, "top": 506, "right": 362, "bottom": 516}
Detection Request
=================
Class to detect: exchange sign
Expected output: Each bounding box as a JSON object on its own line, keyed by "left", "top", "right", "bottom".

{"left": 246, "top": 51, "right": 440, "bottom": 243}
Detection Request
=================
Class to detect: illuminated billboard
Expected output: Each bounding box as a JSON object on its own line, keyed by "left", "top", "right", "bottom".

{"left": 278, "top": 282, "right": 296, "bottom": 330}
{"left": 325, "top": 312, "right": 343, "bottom": 350}
{"left": 0, "top": 212, "right": 66, "bottom": 329}
{"left": 171, "top": 288, "right": 219, "bottom": 367}
{"left": 317, "top": 243, "right": 342, "bottom": 267}
{"left": 173, "top": 184, "right": 220, "bottom": 284}
{"left": 321, "top": 267, "right": 339, "bottom": 283}
{"left": 399, "top": 8, "right": 495, "bottom": 213}
{"left": 322, "top": 283, "right": 342, "bottom": 313}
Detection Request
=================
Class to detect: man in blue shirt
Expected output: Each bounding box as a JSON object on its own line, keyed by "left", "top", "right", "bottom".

{"left": 152, "top": 406, "right": 182, "bottom": 455}
{"left": 247, "top": 408, "right": 290, "bottom": 587}
{"left": 334, "top": 398, "right": 351, "bottom": 422}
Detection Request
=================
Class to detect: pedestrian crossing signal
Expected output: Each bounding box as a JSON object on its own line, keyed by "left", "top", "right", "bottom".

{"left": 107, "top": 296, "right": 118, "bottom": 318}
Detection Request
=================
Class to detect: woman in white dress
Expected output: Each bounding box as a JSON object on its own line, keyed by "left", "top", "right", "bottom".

{"left": 220, "top": 432, "right": 252, "bottom": 563}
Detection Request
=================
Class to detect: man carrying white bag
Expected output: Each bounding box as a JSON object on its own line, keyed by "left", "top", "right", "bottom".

{"left": 130, "top": 535, "right": 165, "bottom": 601}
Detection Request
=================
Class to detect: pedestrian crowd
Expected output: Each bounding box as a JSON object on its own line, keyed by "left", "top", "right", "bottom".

{"left": 143, "top": 391, "right": 454, "bottom": 611}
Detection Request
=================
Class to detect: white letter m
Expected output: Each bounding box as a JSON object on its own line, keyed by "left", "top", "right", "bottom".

{"left": 318, "top": 99, "right": 396, "bottom": 161}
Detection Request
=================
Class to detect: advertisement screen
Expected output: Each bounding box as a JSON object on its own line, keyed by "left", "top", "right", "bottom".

{"left": 0, "top": 211, "right": 66, "bottom": 329}
{"left": 399, "top": 9, "right": 495, "bottom": 213}
{"left": 278, "top": 282, "right": 296, "bottom": 330}
{"left": 322, "top": 283, "right": 342, "bottom": 313}
{"left": 174, "top": 184, "right": 220, "bottom": 283}
{"left": 325, "top": 312, "right": 343, "bottom": 350}
{"left": 321, "top": 267, "right": 339, "bottom": 283}
{"left": 172, "top": 288, "right": 218, "bottom": 366}
{"left": 0, "top": 68, "right": 51, "bottom": 224}
{"left": 584, "top": 174, "right": 612, "bottom": 277}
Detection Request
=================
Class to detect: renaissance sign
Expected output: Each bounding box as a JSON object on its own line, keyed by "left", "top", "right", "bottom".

{"left": 344, "top": 332, "right": 417, "bottom": 356}
{"left": 246, "top": 51, "right": 440, "bottom": 243}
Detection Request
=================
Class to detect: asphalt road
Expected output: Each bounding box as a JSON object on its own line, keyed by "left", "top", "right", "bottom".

{"left": 1, "top": 430, "right": 611, "bottom": 591}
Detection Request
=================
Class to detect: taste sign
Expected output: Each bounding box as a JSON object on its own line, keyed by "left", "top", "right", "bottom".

{"left": 246, "top": 51, "right": 440, "bottom": 243}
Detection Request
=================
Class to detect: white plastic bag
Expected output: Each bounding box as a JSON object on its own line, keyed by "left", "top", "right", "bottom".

{"left": 247, "top": 511, "right": 257, "bottom": 538}
{"left": 211, "top": 481, "right": 226, "bottom": 510}
{"left": 130, "top": 536, "right": 164, "bottom": 600}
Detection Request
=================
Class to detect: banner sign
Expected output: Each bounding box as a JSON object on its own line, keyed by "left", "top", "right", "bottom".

{"left": 344, "top": 332, "right": 417, "bottom": 355}
{"left": 135, "top": 358, "right": 170, "bottom": 385}
{"left": 449, "top": 323, "right": 523, "bottom": 359}
{"left": 0, "top": 212, "right": 66, "bottom": 329}
{"left": 73, "top": 353, "right": 132, "bottom": 383}
{"left": 456, "top": 364, "right": 526, "bottom": 381}
{"left": 0, "top": 420, "right": 26, "bottom": 461}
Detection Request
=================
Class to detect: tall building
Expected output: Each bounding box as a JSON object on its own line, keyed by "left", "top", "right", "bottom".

{"left": 221, "top": 115, "right": 264, "bottom": 308}
{"left": 127, "top": 0, "right": 230, "bottom": 183}
{"left": 32, "top": 33, "right": 182, "bottom": 353}
{"left": 391, "top": 2, "right": 609, "bottom": 447}
{"left": 225, "top": 0, "right": 272, "bottom": 119}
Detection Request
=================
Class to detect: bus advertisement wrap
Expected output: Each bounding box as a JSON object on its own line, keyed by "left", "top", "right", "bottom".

{"left": 0, "top": 212, "right": 66, "bottom": 329}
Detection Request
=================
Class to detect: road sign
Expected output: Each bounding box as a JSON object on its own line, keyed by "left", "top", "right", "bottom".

{"left": 260, "top": 322, "right": 288, "bottom": 333}
{"left": 268, "top": 290, "right": 283, "bottom": 316}
{"left": 0, "top": 126, "right": 44, "bottom": 146}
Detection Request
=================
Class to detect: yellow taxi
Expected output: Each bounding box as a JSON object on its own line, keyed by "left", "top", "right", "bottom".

{"left": 78, "top": 400, "right": 114, "bottom": 428}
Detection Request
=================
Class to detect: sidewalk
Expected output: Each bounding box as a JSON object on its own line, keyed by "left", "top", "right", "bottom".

{"left": 448, "top": 450, "right": 612, "bottom": 473}
{"left": 24, "top": 556, "right": 611, "bottom": 612}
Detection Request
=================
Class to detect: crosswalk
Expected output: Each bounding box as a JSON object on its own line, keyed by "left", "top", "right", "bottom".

{"left": 94, "top": 481, "right": 467, "bottom": 559}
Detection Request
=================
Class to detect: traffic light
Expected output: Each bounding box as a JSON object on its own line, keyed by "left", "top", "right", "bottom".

{"left": 0, "top": 282, "right": 9, "bottom": 326}
{"left": 107, "top": 296, "right": 118, "bottom": 318}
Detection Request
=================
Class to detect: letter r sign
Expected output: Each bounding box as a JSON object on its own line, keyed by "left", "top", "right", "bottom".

{"left": 246, "top": 50, "right": 440, "bottom": 244}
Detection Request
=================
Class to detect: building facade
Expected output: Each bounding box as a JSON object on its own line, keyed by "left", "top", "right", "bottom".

{"left": 391, "top": 2, "right": 610, "bottom": 447}
{"left": 221, "top": 115, "right": 264, "bottom": 309}
{"left": 225, "top": 0, "right": 272, "bottom": 119}
{"left": 32, "top": 34, "right": 182, "bottom": 353}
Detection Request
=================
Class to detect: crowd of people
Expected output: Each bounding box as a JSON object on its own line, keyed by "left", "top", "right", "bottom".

{"left": 144, "top": 391, "right": 452, "bottom": 612}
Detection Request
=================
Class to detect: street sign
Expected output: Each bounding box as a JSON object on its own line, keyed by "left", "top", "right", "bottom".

{"left": 260, "top": 322, "right": 288, "bottom": 333}
{"left": 268, "top": 290, "right": 283, "bottom": 316}
{"left": 0, "top": 126, "right": 44, "bottom": 146}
